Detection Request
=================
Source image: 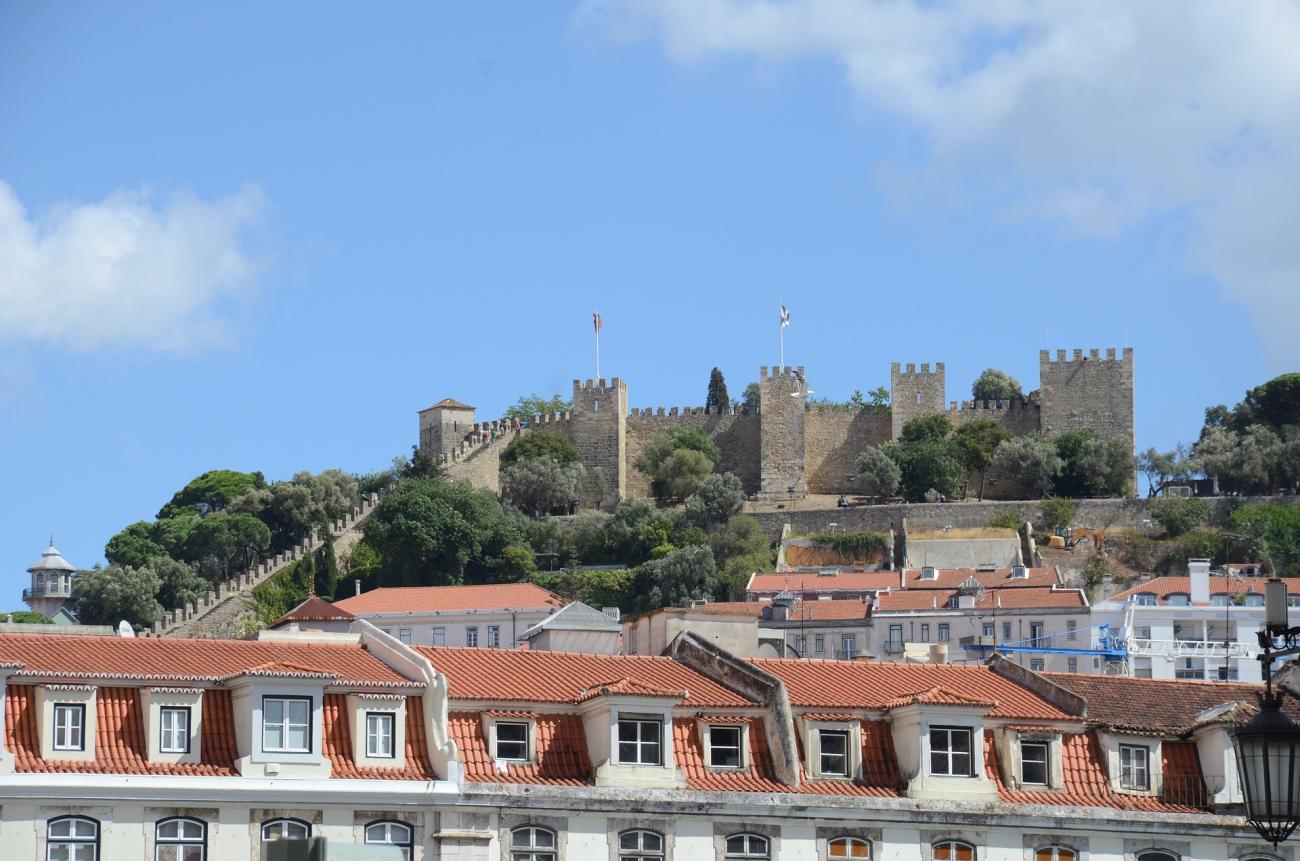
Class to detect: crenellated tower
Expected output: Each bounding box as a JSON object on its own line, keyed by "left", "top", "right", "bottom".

{"left": 758, "top": 365, "right": 808, "bottom": 499}
{"left": 418, "top": 399, "right": 477, "bottom": 458}
{"left": 569, "top": 377, "right": 628, "bottom": 510}
{"left": 890, "top": 362, "right": 946, "bottom": 439}
{"left": 1038, "top": 348, "right": 1135, "bottom": 457}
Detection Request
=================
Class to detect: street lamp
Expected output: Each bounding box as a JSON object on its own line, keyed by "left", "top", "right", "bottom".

{"left": 1232, "top": 576, "right": 1300, "bottom": 845}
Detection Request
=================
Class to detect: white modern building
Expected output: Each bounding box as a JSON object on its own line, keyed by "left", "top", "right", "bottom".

{"left": 330, "top": 582, "right": 565, "bottom": 648}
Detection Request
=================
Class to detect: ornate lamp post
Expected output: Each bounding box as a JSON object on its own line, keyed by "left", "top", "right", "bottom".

{"left": 1233, "top": 577, "right": 1300, "bottom": 845}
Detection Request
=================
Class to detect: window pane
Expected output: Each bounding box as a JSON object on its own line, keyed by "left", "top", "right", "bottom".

{"left": 286, "top": 724, "right": 309, "bottom": 751}
{"left": 288, "top": 700, "right": 310, "bottom": 724}
{"left": 264, "top": 700, "right": 283, "bottom": 723}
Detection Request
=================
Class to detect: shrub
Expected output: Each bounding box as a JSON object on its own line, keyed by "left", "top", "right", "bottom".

{"left": 1039, "top": 497, "right": 1078, "bottom": 531}
{"left": 988, "top": 509, "right": 1026, "bottom": 530}
{"left": 1150, "top": 496, "right": 1211, "bottom": 537}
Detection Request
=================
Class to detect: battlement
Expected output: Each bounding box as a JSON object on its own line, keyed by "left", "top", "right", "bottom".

{"left": 759, "top": 365, "right": 805, "bottom": 381}
{"left": 808, "top": 403, "right": 869, "bottom": 414}
{"left": 947, "top": 399, "right": 1030, "bottom": 412}
{"left": 530, "top": 411, "right": 573, "bottom": 424}
{"left": 628, "top": 406, "right": 745, "bottom": 417}
{"left": 573, "top": 377, "right": 625, "bottom": 393}
{"left": 1040, "top": 347, "right": 1131, "bottom": 367}
{"left": 890, "top": 361, "right": 945, "bottom": 378}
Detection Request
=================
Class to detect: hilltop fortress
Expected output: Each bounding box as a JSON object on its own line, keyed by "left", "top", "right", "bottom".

{"left": 420, "top": 348, "right": 1134, "bottom": 508}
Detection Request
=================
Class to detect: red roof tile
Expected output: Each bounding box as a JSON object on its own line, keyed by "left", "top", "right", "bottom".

{"left": 418, "top": 647, "right": 752, "bottom": 707}
{"left": 272, "top": 596, "right": 355, "bottom": 627}
{"left": 902, "top": 568, "right": 1061, "bottom": 590}
{"left": 755, "top": 659, "right": 1071, "bottom": 721}
{"left": 322, "top": 694, "right": 437, "bottom": 780}
{"left": 450, "top": 711, "right": 592, "bottom": 785}
{"left": 1042, "top": 672, "right": 1289, "bottom": 733}
{"left": 576, "top": 677, "right": 689, "bottom": 702}
{"left": 883, "top": 687, "right": 996, "bottom": 709}
{"left": 873, "top": 586, "right": 1086, "bottom": 612}
{"left": 1109, "top": 575, "right": 1300, "bottom": 604}
{"left": 421, "top": 398, "right": 476, "bottom": 412}
{"left": 0, "top": 634, "right": 415, "bottom": 687}
{"left": 691, "top": 600, "right": 872, "bottom": 622}
{"left": 334, "top": 583, "right": 564, "bottom": 615}
{"left": 749, "top": 571, "right": 900, "bottom": 594}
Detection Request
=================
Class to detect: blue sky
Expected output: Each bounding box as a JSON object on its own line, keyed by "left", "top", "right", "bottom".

{"left": 1, "top": 1, "right": 1295, "bottom": 603}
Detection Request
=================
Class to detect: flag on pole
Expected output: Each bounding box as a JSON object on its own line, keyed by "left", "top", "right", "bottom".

{"left": 593, "top": 312, "right": 603, "bottom": 334}
{"left": 779, "top": 304, "right": 790, "bottom": 328}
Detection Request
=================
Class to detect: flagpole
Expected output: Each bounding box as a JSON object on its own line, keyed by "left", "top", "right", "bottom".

{"left": 779, "top": 299, "right": 785, "bottom": 370}
{"left": 595, "top": 316, "right": 601, "bottom": 379}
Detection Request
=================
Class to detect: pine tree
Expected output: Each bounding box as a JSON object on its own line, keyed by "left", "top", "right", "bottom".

{"left": 705, "top": 368, "right": 730, "bottom": 412}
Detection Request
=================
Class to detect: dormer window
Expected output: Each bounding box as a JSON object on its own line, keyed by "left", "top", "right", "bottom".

{"left": 708, "top": 724, "right": 743, "bottom": 768}
{"left": 929, "top": 726, "right": 974, "bottom": 777}
{"left": 1133, "top": 593, "right": 1157, "bottom": 606}
{"left": 262, "top": 696, "right": 311, "bottom": 753}
{"left": 617, "top": 715, "right": 663, "bottom": 765}
{"left": 366, "top": 712, "right": 395, "bottom": 758}
{"left": 495, "top": 721, "right": 530, "bottom": 761}
{"left": 1244, "top": 593, "right": 1265, "bottom": 607}
{"left": 53, "top": 703, "right": 85, "bottom": 751}
{"left": 1120, "top": 743, "right": 1150, "bottom": 790}
{"left": 1166, "top": 593, "right": 1190, "bottom": 606}
{"left": 1020, "top": 740, "right": 1049, "bottom": 785}
{"left": 159, "top": 707, "right": 190, "bottom": 754}
{"left": 1211, "top": 593, "right": 1231, "bottom": 607}
{"left": 819, "top": 729, "right": 850, "bottom": 776}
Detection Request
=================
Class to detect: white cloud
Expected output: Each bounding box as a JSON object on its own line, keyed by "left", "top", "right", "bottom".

{"left": 577, "top": 0, "right": 1300, "bottom": 366}
{"left": 0, "top": 182, "right": 267, "bottom": 352}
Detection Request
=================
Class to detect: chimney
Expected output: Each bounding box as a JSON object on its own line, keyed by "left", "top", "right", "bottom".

{"left": 929, "top": 644, "right": 948, "bottom": 664}
{"left": 771, "top": 595, "right": 795, "bottom": 621}
{"left": 1189, "top": 559, "right": 1211, "bottom": 604}
{"left": 355, "top": 579, "right": 362, "bottom": 597}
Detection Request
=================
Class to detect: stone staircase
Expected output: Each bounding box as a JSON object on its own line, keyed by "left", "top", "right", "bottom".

{"left": 152, "top": 489, "right": 389, "bottom": 640}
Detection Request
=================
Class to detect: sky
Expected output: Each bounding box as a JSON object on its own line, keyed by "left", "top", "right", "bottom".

{"left": 1, "top": 1, "right": 1297, "bottom": 603}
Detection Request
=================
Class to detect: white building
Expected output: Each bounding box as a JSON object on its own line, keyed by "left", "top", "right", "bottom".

{"left": 0, "top": 625, "right": 1289, "bottom": 860}
{"left": 22, "top": 541, "right": 76, "bottom": 620}
{"left": 331, "top": 582, "right": 565, "bottom": 648}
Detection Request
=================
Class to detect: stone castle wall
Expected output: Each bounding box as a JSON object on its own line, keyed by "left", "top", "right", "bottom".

{"left": 759, "top": 366, "right": 807, "bottom": 499}
{"left": 803, "top": 406, "right": 892, "bottom": 495}
{"left": 625, "top": 408, "right": 761, "bottom": 497}
{"left": 1039, "top": 348, "right": 1135, "bottom": 452}
{"left": 945, "top": 398, "right": 1042, "bottom": 436}
{"left": 890, "top": 362, "right": 946, "bottom": 439}
{"left": 565, "top": 378, "right": 627, "bottom": 509}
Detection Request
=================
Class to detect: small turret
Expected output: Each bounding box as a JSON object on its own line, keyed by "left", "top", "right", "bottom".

{"left": 24, "top": 538, "right": 77, "bottom": 619}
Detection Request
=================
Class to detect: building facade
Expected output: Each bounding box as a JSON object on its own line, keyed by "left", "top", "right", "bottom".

{"left": 330, "top": 583, "right": 565, "bottom": 649}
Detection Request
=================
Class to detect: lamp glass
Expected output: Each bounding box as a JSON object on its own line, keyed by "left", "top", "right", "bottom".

{"left": 1234, "top": 704, "right": 1300, "bottom": 845}
{"left": 1266, "top": 578, "right": 1289, "bottom": 630}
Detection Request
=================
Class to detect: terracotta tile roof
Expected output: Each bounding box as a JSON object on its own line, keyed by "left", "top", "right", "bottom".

{"left": 5, "top": 685, "right": 238, "bottom": 776}
{"left": 755, "top": 659, "right": 1071, "bottom": 721}
{"left": 1108, "top": 575, "right": 1300, "bottom": 604}
{"left": 271, "top": 596, "right": 354, "bottom": 627}
{"left": 322, "top": 694, "right": 437, "bottom": 780}
{"left": 334, "top": 583, "right": 564, "bottom": 615}
{"left": 882, "top": 686, "right": 996, "bottom": 709}
{"left": 902, "top": 568, "right": 1060, "bottom": 590}
{"left": 985, "top": 731, "right": 1207, "bottom": 812}
{"left": 576, "top": 677, "right": 689, "bottom": 702}
{"left": 450, "top": 711, "right": 592, "bottom": 785}
{"left": 417, "top": 647, "right": 752, "bottom": 707}
{"left": 873, "top": 586, "right": 1086, "bottom": 612}
{"left": 421, "top": 398, "right": 475, "bottom": 412}
{"left": 691, "top": 600, "right": 872, "bottom": 622}
{"left": 1041, "top": 672, "right": 1292, "bottom": 734}
{"left": 0, "top": 634, "right": 415, "bottom": 687}
{"left": 749, "top": 571, "right": 900, "bottom": 594}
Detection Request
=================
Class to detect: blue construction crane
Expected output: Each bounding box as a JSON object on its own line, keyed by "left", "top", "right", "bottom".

{"left": 958, "top": 603, "right": 1131, "bottom": 664}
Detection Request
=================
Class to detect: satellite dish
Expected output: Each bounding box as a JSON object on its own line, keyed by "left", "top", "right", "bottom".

{"left": 118, "top": 620, "right": 136, "bottom": 638}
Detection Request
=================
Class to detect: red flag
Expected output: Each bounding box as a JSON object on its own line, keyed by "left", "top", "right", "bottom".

{"left": 593, "top": 312, "right": 603, "bottom": 334}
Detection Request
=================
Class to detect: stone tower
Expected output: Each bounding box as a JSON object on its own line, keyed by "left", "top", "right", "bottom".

{"left": 890, "top": 362, "right": 946, "bottom": 439}
{"left": 759, "top": 365, "right": 808, "bottom": 499}
{"left": 1038, "top": 347, "right": 1135, "bottom": 455}
{"left": 569, "top": 378, "right": 627, "bottom": 510}
{"left": 418, "top": 398, "right": 477, "bottom": 458}
{"left": 24, "top": 540, "right": 76, "bottom": 619}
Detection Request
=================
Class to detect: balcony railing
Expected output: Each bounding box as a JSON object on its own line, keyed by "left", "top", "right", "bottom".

{"left": 22, "top": 585, "right": 73, "bottom": 601}
{"left": 1127, "top": 638, "right": 1254, "bottom": 659}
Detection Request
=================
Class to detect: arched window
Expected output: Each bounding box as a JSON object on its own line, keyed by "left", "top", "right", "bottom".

{"left": 933, "top": 841, "right": 975, "bottom": 861}
{"left": 1135, "top": 853, "right": 1177, "bottom": 861}
{"left": 829, "top": 836, "right": 871, "bottom": 858}
{"left": 155, "top": 818, "right": 205, "bottom": 861}
{"left": 618, "top": 829, "right": 664, "bottom": 860}
{"left": 260, "top": 819, "right": 311, "bottom": 842}
{"left": 510, "top": 826, "right": 556, "bottom": 861}
{"left": 1034, "top": 848, "right": 1076, "bottom": 861}
{"left": 47, "top": 816, "right": 99, "bottom": 860}
{"left": 364, "top": 821, "right": 413, "bottom": 860}
{"left": 725, "top": 833, "right": 770, "bottom": 859}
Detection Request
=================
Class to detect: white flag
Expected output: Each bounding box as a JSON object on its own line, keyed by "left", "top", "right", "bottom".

{"left": 779, "top": 304, "right": 790, "bottom": 328}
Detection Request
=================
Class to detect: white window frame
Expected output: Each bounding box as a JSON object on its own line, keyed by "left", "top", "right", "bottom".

{"left": 260, "top": 818, "right": 311, "bottom": 842}
{"left": 397, "top": 627, "right": 412, "bottom": 644}
{"left": 495, "top": 721, "right": 530, "bottom": 761}
{"left": 466, "top": 626, "right": 479, "bottom": 647}
{"left": 432, "top": 627, "right": 446, "bottom": 646}
{"left": 1120, "top": 743, "right": 1150, "bottom": 790}
{"left": 46, "top": 816, "right": 98, "bottom": 861}
{"left": 1033, "top": 848, "right": 1077, "bottom": 861}
{"left": 366, "top": 711, "right": 396, "bottom": 758}
{"left": 155, "top": 816, "right": 205, "bottom": 861}
{"left": 929, "top": 726, "right": 974, "bottom": 777}
{"left": 1020, "top": 740, "right": 1049, "bottom": 785}
{"left": 708, "top": 724, "right": 744, "bottom": 769}
{"left": 933, "top": 840, "right": 975, "bottom": 861}
{"left": 53, "top": 703, "right": 85, "bottom": 751}
{"left": 617, "top": 715, "right": 663, "bottom": 765}
{"left": 618, "top": 828, "right": 664, "bottom": 860}
{"left": 828, "top": 836, "right": 871, "bottom": 859}
{"left": 938, "top": 623, "right": 950, "bottom": 642}
{"left": 159, "top": 706, "right": 190, "bottom": 754}
{"left": 510, "top": 825, "right": 556, "bottom": 861}
{"left": 724, "top": 833, "right": 770, "bottom": 859}
{"left": 488, "top": 625, "right": 501, "bottom": 647}
{"left": 364, "top": 820, "right": 413, "bottom": 860}
{"left": 262, "top": 696, "right": 312, "bottom": 754}
{"left": 819, "top": 729, "right": 850, "bottom": 777}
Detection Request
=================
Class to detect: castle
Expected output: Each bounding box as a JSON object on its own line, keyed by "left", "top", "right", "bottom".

{"left": 419, "top": 348, "right": 1134, "bottom": 507}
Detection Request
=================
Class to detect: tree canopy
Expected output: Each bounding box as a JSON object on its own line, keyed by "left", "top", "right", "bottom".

{"left": 501, "top": 457, "right": 586, "bottom": 517}
{"left": 635, "top": 426, "right": 720, "bottom": 499}
{"left": 504, "top": 393, "right": 571, "bottom": 423}
{"left": 991, "top": 434, "right": 1063, "bottom": 498}
{"left": 705, "top": 368, "right": 730, "bottom": 412}
{"left": 953, "top": 419, "right": 1012, "bottom": 498}
{"left": 854, "top": 446, "right": 901, "bottom": 499}
{"left": 500, "top": 429, "right": 579, "bottom": 467}
{"left": 157, "top": 470, "right": 267, "bottom": 519}
{"left": 741, "top": 382, "right": 761, "bottom": 412}
{"left": 971, "top": 369, "right": 1023, "bottom": 403}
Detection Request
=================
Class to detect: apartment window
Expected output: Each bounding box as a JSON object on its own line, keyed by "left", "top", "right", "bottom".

{"left": 1120, "top": 743, "right": 1150, "bottom": 790}
{"left": 1244, "top": 594, "right": 1265, "bottom": 607}
{"left": 1066, "top": 621, "right": 1077, "bottom": 640}
{"left": 794, "top": 635, "right": 807, "bottom": 655}
{"left": 397, "top": 627, "right": 412, "bottom": 644}
{"left": 1030, "top": 658, "right": 1045, "bottom": 672}
{"left": 1067, "top": 657, "right": 1078, "bottom": 673}
{"left": 819, "top": 729, "right": 850, "bottom": 776}
{"left": 841, "top": 633, "right": 857, "bottom": 658}
{"left": 364, "top": 821, "right": 413, "bottom": 861}
{"left": 510, "top": 826, "right": 556, "bottom": 861}
{"left": 260, "top": 819, "right": 310, "bottom": 842}
{"left": 930, "top": 726, "right": 974, "bottom": 777}
{"left": 921, "top": 623, "right": 931, "bottom": 641}
{"left": 1029, "top": 622, "right": 1045, "bottom": 643}
{"left": 617, "top": 716, "right": 663, "bottom": 765}
{"left": 724, "top": 834, "right": 769, "bottom": 859}
{"left": 887, "top": 625, "right": 903, "bottom": 651}
{"left": 155, "top": 817, "right": 205, "bottom": 861}
{"left": 709, "top": 725, "right": 743, "bottom": 768}
{"left": 47, "top": 816, "right": 98, "bottom": 860}
{"left": 432, "top": 627, "right": 446, "bottom": 646}
{"left": 495, "top": 721, "right": 529, "bottom": 761}
{"left": 1135, "top": 626, "right": 1151, "bottom": 640}
{"left": 938, "top": 623, "right": 950, "bottom": 642}
{"left": 1175, "top": 658, "right": 1205, "bottom": 680}
{"left": 1134, "top": 593, "right": 1157, "bottom": 606}
{"left": 466, "top": 626, "right": 479, "bottom": 647}
{"left": 1135, "top": 853, "right": 1177, "bottom": 861}
{"left": 488, "top": 625, "right": 501, "bottom": 648}
{"left": 366, "top": 712, "right": 395, "bottom": 758}
{"left": 933, "top": 841, "right": 975, "bottom": 861}
{"left": 159, "top": 706, "right": 190, "bottom": 754}
{"left": 814, "top": 634, "right": 825, "bottom": 653}
{"left": 1034, "top": 849, "right": 1076, "bottom": 861}
{"left": 982, "top": 623, "right": 994, "bottom": 637}
{"left": 262, "top": 697, "right": 311, "bottom": 753}
{"left": 1020, "top": 741, "right": 1049, "bottom": 785}
{"left": 1211, "top": 594, "right": 1231, "bottom": 607}
{"left": 1167, "top": 593, "right": 1190, "bottom": 607}
{"left": 1003, "top": 622, "right": 1012, "bottom": 640}
{"left": 53, "top": 703, "right": 85, "bottom": 751}
{"left": 828, "top": 837, "right": 871, "bottom": 859}
{"left": 1133, "top": 657, "right": 1153, "bottom": 679}
{"left": 618, "top": 829, "right": 664, "bottom": 860}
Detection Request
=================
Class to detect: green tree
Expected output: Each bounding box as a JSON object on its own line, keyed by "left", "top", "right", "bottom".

{"left": 1039, "top": 497, "right": 1077, "bottom": 531}
{"left": 1137, "top": 446, "right": 1193, "bottom": 497}
{"left": 741, "top": 382, "right": 761, "bottom": 412}
{"left": 361, "top": 478, "right": 523, "bottom": 586}
{"left": 1195, "top": 425, "right": 1286, "bottom": 495}
{"left": 705, "top": 367, "right": 730, "bottom": 413}
{"left": 867, "top": 386, "right": 890, "bottom": 408}
{"left": 4, "top": 610, "right": 51, "bottom": 624}
{"left": 1054, "top": 430, "right": 1133, "bottom": 497}
{"left": 636, "top": 427, "right": 720, "bottom": 498}
{"left": 152, "top": 558, "right": 210, "bottom": 610}
{"left": 157, "top": 469, "right": 267, "bottom": 519}
{"left": 1240, "top": 373, "right": 1300, "bottom": 430}
{"left": 72, "top": 565, "right": 164, "bottom": 629}
{"left": 1081, "top": 555, "right": 1109, "bottom": 599}
{"left": 501, "top": 457, "right": 587, "bottom": 517}
{"left": 971, "top": 369, "right": 1023, "bottom": 403}
{"left": 635, "top": 545, "right": 716, "bottom": 610}
{"left": 849, "top": 390, "right": 866, "bottom": 409}
{"left": 491, "top": 545, "right": 538, "bottom": 582}
{"left": 899, "top": 413, "right": 953, "bottom": 444}
{"left": 500, "top": 430, "right": 579, "bottom": 467}
{"left": 707, "top": 514, "right": 770, "bottom": 567}
{"left": 952, "top": 420, "right": 1012, "bottom": 498}
{"left": 397, "top": 445, "right": 447, "bottom": 481}
{"left": 712, "top": 550, "right": 771, "bottom": 601}
{"left": 883, "top": 438, "right": 963, "bottom": 503}
{"left": 602, "top": 498, "right": 663, "bottom": 563}
{"left": 1149, "top": 497, "right": 1210, "bottom": 538}
{"left": 683, "top": 473, "right": 746, "bottom": 530}
{"left": 1230, "top": 504, "right": 1300, "bottom": 577}
{"left": 104, "top": 521, "right": 168, "bottom": 569}
{"left": 657, "top": 449, "right": 715, "bottom": 499}
{"left": 988, "top": 509, "right": 1026, "bottom": 530}
{"left": 181, "top": 513, "right": 272, "bottom": 579}
{"left": 504, "top": 393, "right": 571, "bottom": 423}
{"left": 854, "top": 446, "right": 902, "bottom": 499}
{"left": 991, "top": 434, "right": 1063, "bottom": 498}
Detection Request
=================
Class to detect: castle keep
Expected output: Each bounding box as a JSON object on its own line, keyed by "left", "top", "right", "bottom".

{"left": 420, "top": 348, "right": 1134, "bottom": 508}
